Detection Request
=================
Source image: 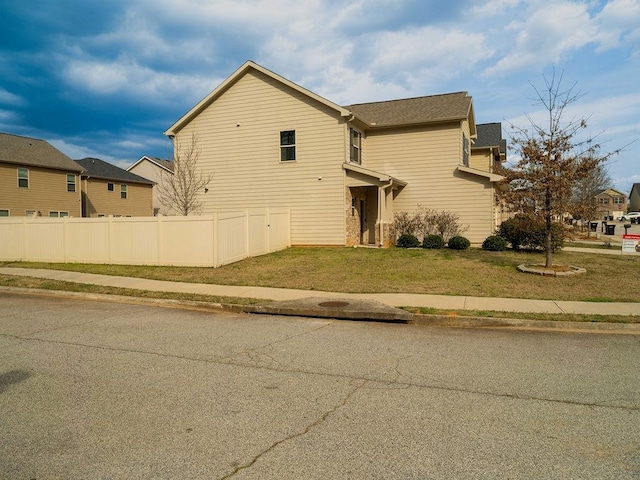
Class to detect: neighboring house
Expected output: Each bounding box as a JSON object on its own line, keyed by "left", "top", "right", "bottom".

{"left": 0, "top": 132, "right": 83, "bottom": 217}
{"left": 470, "top": 122, "right": 509, "bottom": 227}
{"left": 75, "top": 158, "right": 154, "bottom": 217}
{"left": 127, "top": 156, "right": 174, "bottom": 215}
{"left": 594, "top": 188, "right": 627, "bottom": 219}
{"left": 164, "top": 61, "right": 504, "bottom": 246}
{"left": 629, "top": 183, "right": 640, "bottom": 212}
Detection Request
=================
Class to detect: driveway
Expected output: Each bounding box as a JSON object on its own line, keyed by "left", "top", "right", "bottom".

{"left": 1, "top": 292, "right": 639, "bottom": 479}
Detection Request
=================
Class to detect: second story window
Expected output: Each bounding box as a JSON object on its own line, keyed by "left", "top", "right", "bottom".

{"left": 614, "top": 197, "right": 624, "bottom": 204}
{"left": 121, "top": 184, "right": 127, "bottom": 199}
{"left": 18, "top": 167, "right": 29, "bottom": 188}
{"left": 107, "top": 182, "right": 114, "bottom": 191}
{"left": 280, "top": 130, "right": 296, "bottom": 161}
{"left": 67, "top": 174, "right": 76, "bottom": 192}
{"left": 462, "top": 134, "right": 470, "bottom": 167}
{"left": 350, "top": 128, "right": 362, "bottom": 164}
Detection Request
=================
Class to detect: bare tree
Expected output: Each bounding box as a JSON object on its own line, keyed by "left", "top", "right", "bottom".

{"left": 570, "top": 163, "right": 612, "bottom": 233}
{"left": 502, "top": 71, "right": 619, "bottom": 267}
{"left": 158, "top": 133, "right": 213, "bottom": 215}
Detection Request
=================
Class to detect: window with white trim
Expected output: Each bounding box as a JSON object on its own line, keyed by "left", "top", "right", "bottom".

{"left": 121, "top": 184, "right": 127, "bottom": 199}
{"left": 107, "top": 182, "right": 114, "bottom": 191}
{"left": 350, "top": 128, "right": 362, "bottom": 165}
{"left": 280, "top": 130, "right": 296, "bottom": 161}
{"left": 17, "top": 167, "right": 29, "bottom": 188}
{"left": 67, "top": 174, "right": 76, "bottom": 192}
{"left": 49, "top": 211, "right": 69, "bottom": 217}
{"left": 26, "top": 210, "right": 36, "bottom": 217}
{"left": 462, "top": 134, "right": 470, "bottom": 167}
{"left": 0, "top": 209, "right": 9, "bottom": 217}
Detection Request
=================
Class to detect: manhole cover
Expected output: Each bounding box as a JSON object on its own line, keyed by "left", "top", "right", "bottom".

{"left": 318, "top": 301, "right": 350, "bottom": 308}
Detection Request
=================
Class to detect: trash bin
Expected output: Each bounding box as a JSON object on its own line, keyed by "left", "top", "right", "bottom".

{"left": 609, "top": 215, "right": 614, "bottom": 221}
{"left": 605, "top": 224, "right": 615, "bottom": 235}
{"left": 632, "top": 217, "right": 638, "bottom": 225}
{"left": 590, "top": 222, "right": 598, "bottom": 232}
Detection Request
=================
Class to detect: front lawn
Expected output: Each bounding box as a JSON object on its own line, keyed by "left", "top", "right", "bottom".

{"left": 3, "top": 246, "right": 639, "bottom": 302}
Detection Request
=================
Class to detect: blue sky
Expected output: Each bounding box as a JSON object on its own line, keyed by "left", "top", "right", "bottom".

{"left": 1, "top": 0, "right": 638, "bottom": 193}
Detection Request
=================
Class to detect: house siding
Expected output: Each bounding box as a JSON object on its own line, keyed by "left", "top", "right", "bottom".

{"left": 364, "top": 123, "right": 494, "bottom": 243}
{"left": 0, "top": 162, "right": 81, "bottom": 216}
{"left": 128, "top": 161, "right": 170, "bottom": 215}
{"left": 174, "top": 69, "right": 347, "bottom": 245}
{"left": 81, "top": 178, "right": 153, "bottom": 217}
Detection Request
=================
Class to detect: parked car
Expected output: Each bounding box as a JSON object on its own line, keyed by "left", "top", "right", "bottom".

{"left": 619, "top": 212, "right": 640, "bottom": 221}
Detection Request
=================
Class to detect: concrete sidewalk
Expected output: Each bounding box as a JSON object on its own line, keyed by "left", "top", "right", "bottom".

{"left": 1, "top": 267, "right": 638, "bottom": 317}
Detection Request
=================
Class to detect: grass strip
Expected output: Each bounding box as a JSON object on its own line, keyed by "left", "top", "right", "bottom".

{"left": 0, "top": 274, "right": 267, "bottom": 306}
{"left": 403, "top": 307, "right": 639, "bottom": 324}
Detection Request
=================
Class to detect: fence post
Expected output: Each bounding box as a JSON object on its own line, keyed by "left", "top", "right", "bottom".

{"left": 157, "top": 215, "right": 163, "bottom": 265}
{"left": 63, "top": 216, "right": 68, "bottom": 263}
{"left": 245, "top": 209, "right": 250, "bottom": 259}
{"left": 266, "top": 208, "right": 271, "bottom": 253}
{"left": 108, "top": 215, "right": 113, "bottom": 264}
{"left": 212, "top": 212, "right": 218, "bottom": 268}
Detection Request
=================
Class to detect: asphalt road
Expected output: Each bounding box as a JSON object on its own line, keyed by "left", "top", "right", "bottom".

{"left": 1, "top": 292, "right": 639, "bottom": 479}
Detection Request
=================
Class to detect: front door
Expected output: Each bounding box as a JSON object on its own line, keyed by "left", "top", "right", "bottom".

{"left": 359, "top": 199, "right": 367, "bottom": 244}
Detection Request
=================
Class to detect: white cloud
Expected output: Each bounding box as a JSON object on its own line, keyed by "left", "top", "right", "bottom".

{"left": 483, "top": 1, "right": 597, "bottom": 76}
{"left": 593, "top": 0, "right": 640, "bottom": 52}
{"left": 470, "top": 0, "right": 521, "bottom": 16}
{"left": 62, "top": 59, "right": 219, "bottom": 104}
{"left": 0, "top": 88, "right": 26, "bottom": 107}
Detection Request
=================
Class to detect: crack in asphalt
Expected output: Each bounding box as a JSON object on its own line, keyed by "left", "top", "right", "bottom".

{"left": 215, "top": 320, "right": 334, "bottom": 365}
{"left": 1, "top": 333, "right": 638, "bottom": 413}
{"left": 218, "top": 379, "right": 368, "bottom": 479}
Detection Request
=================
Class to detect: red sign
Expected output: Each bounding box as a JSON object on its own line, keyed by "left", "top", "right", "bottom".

{"left": 623, "top": 234, "right": 640, "bottom": 240}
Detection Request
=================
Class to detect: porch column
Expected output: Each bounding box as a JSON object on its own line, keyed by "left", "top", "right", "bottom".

{"left": 378, "top": 181, "right": 394, "bottom": 247}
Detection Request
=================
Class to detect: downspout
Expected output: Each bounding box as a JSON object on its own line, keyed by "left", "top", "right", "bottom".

{"left": 379, "top": 179, "right": 394, "bottom": 247}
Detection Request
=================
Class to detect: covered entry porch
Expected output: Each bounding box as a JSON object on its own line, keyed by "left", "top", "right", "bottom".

{"left": 343, "top": 163, "right": 406, "bottom": 247}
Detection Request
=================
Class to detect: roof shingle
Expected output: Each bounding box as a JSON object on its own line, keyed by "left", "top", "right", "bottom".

{"left": 0, "top": 132, "right": 84, "bottom": 172}
{"left": 76, "top": 158, "right": 154, "bottom": 185}
{"left": 344, "top": 92, "right": 472, "bottom": 128}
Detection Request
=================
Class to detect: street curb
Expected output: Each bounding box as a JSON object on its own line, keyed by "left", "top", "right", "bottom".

{"left": 412, "top": 313, "right": 640, "bottom": 334}
{"left": 1, "top": 286, "right": 639, "bottom": 334}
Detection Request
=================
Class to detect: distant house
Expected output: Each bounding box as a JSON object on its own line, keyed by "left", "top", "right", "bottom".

{"left": 630, "top": 183, "right": 640, "bottom": 212}
{"left": 75, "top": 158, "right": 154, "bottom": 217}
{"left": 0, "top": 132, "right": 83, "bottom": 217}
{"left": 594, "top": 188, "right": 627, "bottom": 219}
{"left": 126, "top": 155, "right": 174, "bottom": 215}
{"left": 164, "top": 61, "right": 505, "bottom": 245}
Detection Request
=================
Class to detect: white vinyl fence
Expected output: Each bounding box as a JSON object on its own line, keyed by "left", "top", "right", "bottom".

{"left": 0, "top": 208, "right": 290, "bottom": 267}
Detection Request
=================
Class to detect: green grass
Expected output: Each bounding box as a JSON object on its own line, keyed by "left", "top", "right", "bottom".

{"left": 405, "top": 307, "right": 639, "bottom": 324}
{"left": 2, "top": 245, "right": 639, "bottom": 303}
{"left": 0, "top": 274, "right": 266, "bottom": 305}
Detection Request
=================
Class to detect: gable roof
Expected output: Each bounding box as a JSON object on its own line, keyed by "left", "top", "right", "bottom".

{"left": 473, "top": 122, "right": 507, "bottom": 153}
{"left": 630, "top": 183, "right": 640, "bottom": 196}
{"left": 0, "top": 132, "right": 84, "bottom": 172}
{"left": 345, "top": 92, "right": 475, "bottom": 131}
{"left": 595, "top": 188, "right": 625, "bottom": 197}
{"left": 165, "top": 60, "right": 351, "bottom": 136}
{"left": 76, "top": 158, "right": 154, "bottom": 185}
{"left": 127, "top": 155, "right": 174, "bottom": 173}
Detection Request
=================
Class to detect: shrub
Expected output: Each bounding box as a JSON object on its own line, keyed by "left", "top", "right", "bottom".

{"left": 396, "top": 233, "right": 420, "bottom": 248}
{"left": 423, "top": 234, "right": 445, "bottom": 249}
{"left": 448, "top": 236, "right": 470, "bottom": 250}
{"left": 393, "top": 211, "right": 421, "bottom": 238}
{"left": 482, "top": 235, "right": 507, "bottom": 251}
{"left": 498, "top": 214, "right": 564, "bottom": 251}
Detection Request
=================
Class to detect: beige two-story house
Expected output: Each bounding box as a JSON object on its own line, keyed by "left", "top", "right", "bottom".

{"left": 75, "top": 158, "right": 154, "bottom": 217}
{"left": 164, "top": 61, "right": 504, "bottom": 246}
{"left": 126, "top": 156, "right": 174, "bottom": 216}
{"left": 595, "top": 188, "right": 627, "bottom": 220}
{"left": 0, "top": 132, "right": 83, "bottom": 217}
